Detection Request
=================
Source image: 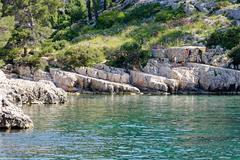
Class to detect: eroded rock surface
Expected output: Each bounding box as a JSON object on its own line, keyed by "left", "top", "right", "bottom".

{"left": 0, "top": 70, "right": 67, "bottom": 129}
{"left": 0, "top": 92, "right": 33, "bottom": 129}
{"left": 144, "top": 59, "right": 240, "bottom": 92}
{"left": 130, "top": 71, "right": 179, "bottom": 93}
{"left": 50, "top": 68, "right": 140, "bottom": 94}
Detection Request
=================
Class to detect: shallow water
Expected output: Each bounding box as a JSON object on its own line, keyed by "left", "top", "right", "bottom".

{"left": 1, "top": 95, "right": 240, "bottom": 159}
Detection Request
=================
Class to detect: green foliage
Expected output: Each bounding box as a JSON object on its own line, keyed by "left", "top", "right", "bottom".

{"left": 228, "top": 44, "right": 240, "bottom": 64}
{"left": 109, "top": 41, "right": 150, "bottom": 68}
{"left": 7, "top": 28, "right": 33, "bottom": 47}
{"left": 53, "top": 40, "right": 69, "bottom": 50}
{"left": 0, "top": 0, "right": 236, "bottom": 70}
{"left": 0, "top": 2, "right": 2, "bottom": 17}
{"left": 0, "top": 48, "right": 22, "bottom": 64}
{"left": 52, "top": 25, "right": 81, "bottom": 41}
{"left": 215, "top": 0, "right": 232, "bottom": 10}
{"left": 155, "top": 7, "right": 185, "bottom": 23}
{"left": 1, "top": 0, "right": 63, "bottom": 49}
{"left": 0, "top": 16, "right": 15, "bottom": 48}
{"left": 65, "top": 0, "right": 85, "bottom": 23}
{"left": 16, "top": 54, "right": 41, "bottom": 67}
{"left": 56, "top": 45, "right": 105, "bottom": 69}
{"left": 207, "top": 27, "right": 240, "bottom": 49}
{"left": 41, "top": 40, "right": 69, "bottom": 54}
{"left": 32, "top": 0, "right": 63, "bottom": 26}
{"left": 97, "top": 10, "right": 126, "bottom": 28}
{"left": 124, "top": 3, "right": 161, "bottom": 22}
{"left": 55, "top": 13, "right": 71, "bottom": 30}
{"left": 0, "top": 60, "right": 5, "bottom": 68}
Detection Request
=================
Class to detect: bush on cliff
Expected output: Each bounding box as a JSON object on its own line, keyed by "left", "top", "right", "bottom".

{"left": 207, "top": 27, "right": 240, "bottom": 49}
{"left": 56, "top": 45, "right": 105, "bottom": 70}
{"left": 124, "top": 3, "right": 161, "bottom": 22}
{"left": 155, "top": 7, "right": 185, "bottom": 23}
{"left": 109, "top": 41, "right": 150, "bottom": 69}
{"left": 97, "top": 10, "right": 126, "bottom": 29}
{"left": 228, "top": 44, "right": 240, "bottom": 65}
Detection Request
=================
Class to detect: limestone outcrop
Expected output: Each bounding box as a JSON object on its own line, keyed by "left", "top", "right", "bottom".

{"left": 3, "top": 51, "right": 240, "bottom": 95}
{"left": 33, "top": 69, "right": 52, "bottom": 82}
{"left": 0, "top": 91, "right": 33, "bottom": 129}
{"left": 0, "top": 79, "right": 67, "bottom": 104}
{"left": 75, "top": 64, "right": 130, "bottom": 84}
{"left": 130, "top": 71, "right": 178, "bottom": 93}
{"left": 0, "top": 70, "right": 67, "bottom": 129}
{"left": 144, "top": 59, "right": 240, "bottom": 92}
{"left": 50, "top": 68, "right": 140, "bottom": 94}
{"left": 185, "top": 63, "right": 240, "bottom": 92}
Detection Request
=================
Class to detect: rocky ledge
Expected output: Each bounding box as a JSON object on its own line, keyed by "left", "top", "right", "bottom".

{"left": 2, "top": 54, "right": 240, "bottom": 129}
{"left": 0, "top": 70, "right": 67, "bottom": 130}
{"left": 6, "top": 57, "right": 240, "bottom": 95}
{"left": 144, "top": 59, "right": 240, "bottom": 93}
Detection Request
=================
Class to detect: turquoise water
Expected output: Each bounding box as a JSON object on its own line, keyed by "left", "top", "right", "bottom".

{"left": 1, "top": 95, "right": 240, "bottom": 159}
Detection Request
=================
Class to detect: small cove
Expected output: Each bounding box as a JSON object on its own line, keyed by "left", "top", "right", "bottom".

{"left": 1, "top": 95, "right": 240, "bottom": 159}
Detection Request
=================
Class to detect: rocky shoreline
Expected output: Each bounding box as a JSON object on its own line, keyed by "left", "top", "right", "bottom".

{"left": 2, "top": 46, "right": 240, "bottom": 129}
{"left": 0, "top": 70, "right": 67, "bottom": 129}
{"left": 3, "top": 59, "right": 240, "bottom": 95}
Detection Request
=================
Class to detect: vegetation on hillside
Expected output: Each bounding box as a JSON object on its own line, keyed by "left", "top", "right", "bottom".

{"left": 0, "top": 0, "right": 240, "bottom": 70}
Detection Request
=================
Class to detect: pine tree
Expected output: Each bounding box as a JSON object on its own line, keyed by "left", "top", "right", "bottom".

{"left": 0, "top": 2, "right": 14, "bottom": 48}
{"left": 2, "top": 0, "right": 63, "bottom": 48}
{"left": 65, "top": 0, "right": 85, "bottom": 23}
{"left": 92, "top": 0, "right": 98, "bottom": 23}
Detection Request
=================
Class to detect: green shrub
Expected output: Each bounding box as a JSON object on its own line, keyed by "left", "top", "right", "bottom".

{"left": 207, "top": 27, "right": 240, "bottom": 49}
{"left": 57, "top": 45, "right": 105, "bottom": 70}
{"left": 215, "top": 1, "right": 232, "bottom": 10}
{"left": 124, "top": 3, "right": 162, "bottom": 22}
{"left": 228, "top": 44, "right": 240, "bottom": 64}
{"left": 52, "top": 27, "right": 79, "bottom": 41}
{"left": 109, "top": 41, "right": 150, "bottom": 68}
{"left": 0, "top": 59, "right": 5, "bottom": 68}
{"left": 0, "top": 48, "right": 21, "bottom": 64}
{"left": 13, "top": 53, "right": 41, "bottom": 68}
{"left": 97, "top": 10, "right": 126, "bottom": 29}
{"left": 41, "top": 40, "right": 69, "bottom": 55}
{"left": 155, "top": 7, "right": 185, "bottom": 23}
{"left": 53, "top": 40, "right": 69, "bottom": 50}
{"left": 0, "top": 47, "right": 46, "bottom": 68}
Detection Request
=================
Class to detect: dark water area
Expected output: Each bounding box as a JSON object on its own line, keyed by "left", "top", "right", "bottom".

{"left": 1, "top": 95, "right": 240, "bottom": 159}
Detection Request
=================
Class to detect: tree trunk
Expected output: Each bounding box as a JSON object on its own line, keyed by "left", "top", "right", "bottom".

{"left": 103, "top": 0, "right": 107, "bottom": 10}
{"left": 86, "top": 0, "right": 92, "bottom": 21}
{"left": 92, "top": 0, "right": 98, "bottom": 23}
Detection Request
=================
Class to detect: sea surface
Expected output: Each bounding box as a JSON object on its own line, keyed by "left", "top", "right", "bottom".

{"left": 1, "top": 95, "right": 240, "bottom": 160}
